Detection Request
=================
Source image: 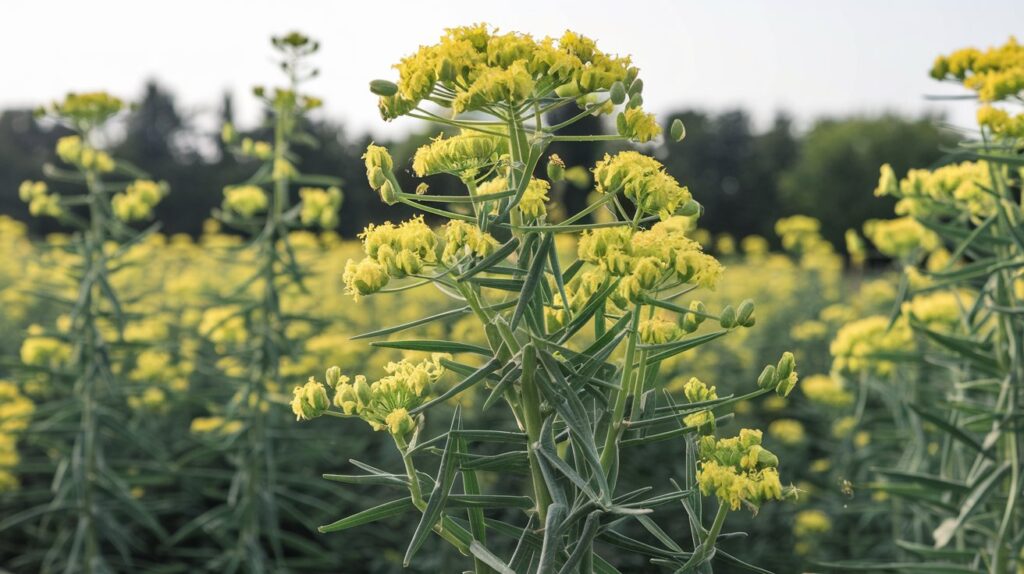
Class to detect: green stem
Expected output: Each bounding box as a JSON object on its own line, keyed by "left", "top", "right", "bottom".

{"left": 600, "top": 304, "right": 642, "bottom": 477}
{"left": 393, "top": 434, "right": 469, "bottom": 553}
{"left": 520, "top": 345, "right": 552, "bottom": 523}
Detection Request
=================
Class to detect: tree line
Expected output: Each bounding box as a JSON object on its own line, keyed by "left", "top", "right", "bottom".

{"left": 0, "top": 81, "right": 954, "bottom": 245}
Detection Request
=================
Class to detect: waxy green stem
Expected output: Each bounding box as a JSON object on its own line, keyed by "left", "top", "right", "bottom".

{"left": 520, "top": 345, "right": 552, "bottom": 523}
{"left": 600, "top": 304, "right": 642, "bottom": 478}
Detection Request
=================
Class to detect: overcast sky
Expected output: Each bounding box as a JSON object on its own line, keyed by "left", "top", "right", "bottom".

{"left": 1, "top": 0, "right": 1020, "bottom": 137}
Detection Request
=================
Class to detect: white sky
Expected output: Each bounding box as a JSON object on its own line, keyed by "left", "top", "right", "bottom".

{"left": 1, "top": 0, "right": 1020, "bottom": 137}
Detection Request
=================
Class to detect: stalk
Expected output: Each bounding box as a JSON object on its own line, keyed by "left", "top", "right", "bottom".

{"left": 520, "top": 345, "right": 552, "bottom": 523}
{"left": 600, "top": 304, "right": 642, "bottom": 477}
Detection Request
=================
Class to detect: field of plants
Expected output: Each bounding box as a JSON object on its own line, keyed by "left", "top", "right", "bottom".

{"left": 1, "top": 25, "right": 1023, "bottom": 574}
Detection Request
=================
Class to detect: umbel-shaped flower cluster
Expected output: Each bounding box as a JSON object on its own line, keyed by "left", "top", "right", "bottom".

{"left": 696, "top": 429, "right": 784, "bottom": 511}
{"left": 372, "top": 24, "right": 659, "bottom": 141}
{"left": 292, "top": 355, "right": 449, "bottom": 436}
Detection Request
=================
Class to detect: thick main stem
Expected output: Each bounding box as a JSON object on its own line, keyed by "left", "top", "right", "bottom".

{"left": 520, "top": 345, "right": 552, "bottom": 523}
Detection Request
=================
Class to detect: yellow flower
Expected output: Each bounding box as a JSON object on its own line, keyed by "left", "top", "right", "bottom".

{"left": 863, "top": 217, "right": 941, "bottom": 260}
{"left": 767, "top": 419, "right": 806, "bottom": 446}
{"left": 299, "top": 186, "right": 343, "bottom": 228}
{"left": 794, "top": 509, "right": 831, "bottom": 538}
{"left": 801, "top": 374, "right": 853, "bottom": 408}
{"left": 412, "top": 131, "right": 507, "bottom": 178}
{"left": 326, "top": 355, "right": 449, "bottom": 431}
{"left": 223, "top": 185, "right": 269, "bottom": 217}
{"left": 616, "top": 107, "right": 661, "bottom": 142}
{"left": 593, "top": 151, "right": 691, "bottom": 220}
{"left": 830, "top": 315, "right": 914, "bottom": 376}
{"left": 291, "top": 377, "right": 330, "bottom": 421}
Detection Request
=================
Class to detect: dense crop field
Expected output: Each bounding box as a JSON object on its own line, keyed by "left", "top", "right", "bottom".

{"left": 1, "top": 26, "right": 1023, "bottom": 574}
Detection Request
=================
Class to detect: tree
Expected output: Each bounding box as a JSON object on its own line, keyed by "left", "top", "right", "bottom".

{"left": 778, "top": 114, "right": 953, "bottom": 246}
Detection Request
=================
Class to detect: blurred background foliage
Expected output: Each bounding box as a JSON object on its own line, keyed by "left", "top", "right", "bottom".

{"left": 0, "top": 80, "right": 952, "bottom": 244}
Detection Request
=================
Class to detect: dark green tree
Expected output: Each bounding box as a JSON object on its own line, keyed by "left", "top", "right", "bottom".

{"left": 778, "top": 114, "right": 953, "bottom": 246}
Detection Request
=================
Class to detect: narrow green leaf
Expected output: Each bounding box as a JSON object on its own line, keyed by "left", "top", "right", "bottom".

{"left": 318, "top": 497, "right": 415, "bottom": 533}
{"left": 370, "top": 339, "right": 491, "bottom": 356}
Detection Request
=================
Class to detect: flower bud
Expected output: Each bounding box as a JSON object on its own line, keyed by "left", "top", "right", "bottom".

{"left": 719, "top": 305, "right": 736, "bottom": 329}
{"left": 546, "top": 154, "right": 565, "bottom": 182}
{"left": 626, "top": 93, "right": 643, "bottom": 110}
{"left": 757, "top": 365, "right": 777, "bottom": 391}
{"left": 609, "top": 81, "right": 627, "bottom": 105}
{"left": 670, "top": 118, "right": 686, "bottom": 142}
{"left": 353, "top": 375, "right": 372, "bottom": 407}
{"left": 776, "top": 352, "right": 795, "bottom": 382}
{"left": 632, "top": 257, "right": 663, "bottom": 290}
{"left": 369, "top": 79, "right": 399, "bottom": 97}
{"left": 325, "top": 366, "right": 342, "bottom": 388}
{"left": 368, "top": 166, "right": 387, "bottom": 189}
{"left": 736, "top": 299, "right": 755, "bottom": 327}
{"left": 678, "top": 199, "right": 699, "bottom": 216}
{"left": 291, "top": 378, "right": 329, "bottom": 421}
{"left": 386, "top": 408, "right": 415, "bottom": 436}
{"left": 628, "top": 78, "right": 644, "bottom": 97}
{"left": 379, "top": 180, "right": 399, "bottom": 205}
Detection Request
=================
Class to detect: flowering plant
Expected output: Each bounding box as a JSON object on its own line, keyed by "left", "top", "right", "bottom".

{"left": 292, "top": 25, "right": 800, "bottom": 572}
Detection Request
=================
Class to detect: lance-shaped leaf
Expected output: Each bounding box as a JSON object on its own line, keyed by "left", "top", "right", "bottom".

{"left": 318, "top": 497, "right": 415, "bottom": 533}
{"left": 404, "top": 408, "right": 463, "bottom": 566}
{"left": 537, "top": 502, "right": 568, "bottom": 573}
{"left": 370, "top": 339, "right": 491, "bottom": 356}
{"left": 512, "top": 232, "right": 553, "bottom": 330}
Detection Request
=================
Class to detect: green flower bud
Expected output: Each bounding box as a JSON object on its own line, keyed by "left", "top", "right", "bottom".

{"left": 379, "top": 180, "right": 399, "bottom": 205}
{"left": 678, "top": 199, "right": 699, "bottom": 216}
{"left": 325, "top": 366, "right": 342, "bottom": 388}
{"left": 626, "top": 93, "right": 643, "bottom": 110}
{"left": 369, "top": 79, "right": 399, "bottom": 97}
{"left": 719, "top": 305, "right": 736, "bottom": 329}
{"left": 776, "top": 352, "right": 795, "bottom": 382}
{"left": 354, "top": 376, "right": 372, "bottom": 407}
{"left": 547, "top": 154, "right": 565, "bottom": 182}
{"left": 670, "top": 118, "right": 686, "bottom": 142}
{"left": 757, "top": 365, "right": 777, "bottom": 390}
{"left": 758, "top": 448, "right": 779, "bottom": 468}
{"left": 628, "top": 78, "right": 644, "bottom": 97}
{"left": 368, "top": 166, "right": 387, "bottom": 189}
{"left": 609, "top": 81, "right": 627, "bottom": 105}
{"left": 736, "top": 299, "right": 755, "bottom": 327}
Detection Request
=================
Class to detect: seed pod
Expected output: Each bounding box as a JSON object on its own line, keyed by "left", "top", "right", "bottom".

{"left": 670, "top": 118, "right": 686, "bottom": 142}
{"left": 682, "top": 314, "right": 699, "bottom": 333}
{"left": 719, "top": 305, "right": 736, "bottom": 329}
{"left": 678, "top": 200, "right": 700, "bottom": 217}
{"left": 616, "top": 112, "right": 628, "bottom": 137}
{"left": 369, "top": 79, "right": 399, "bottom": 97}
{"left": 757, "top": 364, "right": 777, "bottom": 390}
{"left": 757, "top": 448, "right": 779, "bottom": 467}
{"left": 609, "top": 81, "right": 627, "bottom": 105}
{"left": 626, "top": 93, "right": 643, "bottom": 110}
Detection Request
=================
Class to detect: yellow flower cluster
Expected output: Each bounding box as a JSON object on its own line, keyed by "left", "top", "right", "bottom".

{"left": 198, "top": 307, "right": 247, "bottom": 348}
{"left": 616, "top": 107, "right": 661, "bottom": 143}
{"left": 55, "top": 135, "right": 115, "bottom": 173}
{"left": 316, "top": 354, "right": 449, "bottom": 434}
{"left": 112, "top": 180, "right": 166, "bottom": 222}
{"left": 576, "top": 218, "right": 722, "bottom": 307}
{"left": 223, "top": 185, "right": 269, "bottom": 217}
{"left": 19, "top": 325, "right": 72, "bottom": 370}
{"left": 593, "top": 151, "right": 692, "bottom": 220}
{"left": 830, "top": 315, "right": 914, "bottom": 376}
{"left": 930, "top": 37, "right": 1024, "bottom": 102}
{"left": 901, "top": 290, "right": 974, "bottom": 331}
{"left": 239, "top": 137, "right": 273, "bottom": 160}
{"left": 343, "top": 217, "right": 500, "bottom": 298}
{"left": 0, "top": 380, "right": 34, "bottom": 492}
{"left": 977, "top": 105, "right": 1024, "bottom": 138}
{"left": 875, "top": 162, "right": 996, "bottom": 219}
{"left": 299, "top": 186, "right": 343, "bottom": 228}
{"left": 412, "top": 130, "right": 508, "bottom": 178}
{"left": 377, "top": 24, "right": 634, "bottom": 120}
{"left": 863, "top": 217, "right": 941, "bottom": 260}
{"left": 696, "top": 429, "right": 784, "bottom": 511}
{"left": 767, "top": 418, "right": 805, "bottom": 446}
{"left": 682, "top": 377, "right": 717, "bottom": 431}
{"left": 800, "top": 374, "right": 853, "bottom": 408}
{"left": 477, "top": 176, "right": 550, "bottom": 218}
{"left": 18, "top": 180, "right": 62, "bottom": 218}
{"left": 44, "top": 91, "right": 125, "bottom": 125}
{"left": 638, "top": 316, "right": 684, "bottom": 345}
{"left": 775, "top": 216, "right": 828, "bottom": 254}
{"left": 291, "top": 378, "right": 330, "bottom": 421}
{"left": 190, "top": 416, "right": 244, "bottom": 436}
{"left": 794, "top": 509, "right": 831, "bottom": 554}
